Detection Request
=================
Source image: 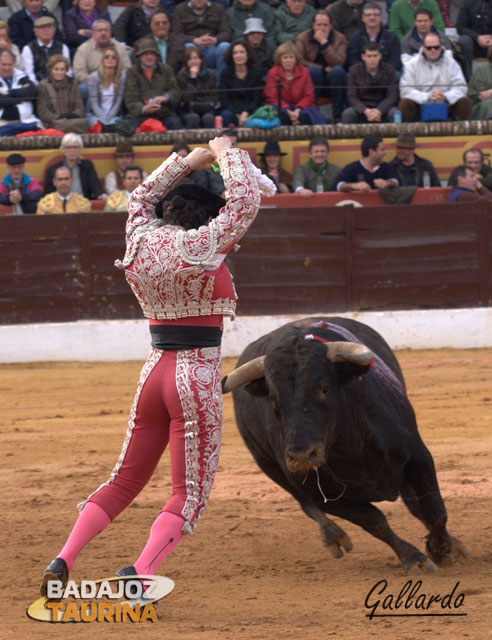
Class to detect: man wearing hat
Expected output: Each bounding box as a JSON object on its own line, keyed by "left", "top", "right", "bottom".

{"left": 292, "top": 136, "right": 341, "bottom": 198}
{"left": 390, "top": 131, "right": 440, "bottom": 187}
{"left": 258, "top": 140, "right": 292, "bottom": 193}
{"left": 8, "top": 0, "right": 62, "bottom": 51}
{"left": 0, "top": 152, "right": 42, "bottom": 214}
{"left": 243, "top": 17, "right": 274, "bottom": 79}
{"left": 21, "top": 16, "right": 71, "bottom": 85}
{"left": 124, "top": 39, "right": 181, "bottom": 129}
{"left": 227, "top": 0, "right": 275, "bottom": 44}
{"left": 105, "top": 142, "right": 147, "bottom": 195}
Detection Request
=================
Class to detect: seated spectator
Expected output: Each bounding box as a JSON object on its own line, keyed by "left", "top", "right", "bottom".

{"left": 105, "top": 166, "right": 143, "bottom": 211}
{"left": 336, "top": 134, "right": 398, "bottom": 191}
{"left": 0, "top": 49, "right": 39, "bottom": 129}
{"left": 176, "top": 47, "right": 217, "bottom": 129}
{"left": 172, "top": 0, "right": 230, "bottom": 79}
{"left": 265, "top": 41, "right": 327, "bottom": 125}
{"left": 105, "top": 141, "right": 147, "bottom": 194}
{"left": 258, "top": 140, "right": 292, "bottom": 193}
{"left": 133, "top": 11, "right": 185, "bottom": 73}
{"left": 328, "top": 0, "right": 365, "bottom": 42}
{"left": 6, "top": 0, "right": 58, "bottom": 15}
{"left": 390, "top": 131, "right": 441, "bottom": 187}
{"left": 36, "top": 55, "right": 88, "bottom": 133}
{"left": 346, "top": 3, "right": 401, "bottom": 75}
{"left": 292, "top": 136, "right": 341, "bottom": 197}
{"left": 448, "top": 165, "right": 492, "bottom": 202}
{"left": 389, "top": 0, "right": 444, "bottom": 39}
{"left": 37, "top": 166, "right": 92, "bottom": 214}
{"left": 400, "top": 8, "right": 472, "bottom": 81}
{"left": 0, "top": 152, "right": 41, "bottom": 214}
{"left": 342, "top": 42, "right": 398, "bottom": 124}
{"left": 113, "top": 0, "right": 163, "bottom": 48}
{"left": 44, "top": 133, "right": 105, "bottom": 200}
{"left": 124, "top": 39, "right": 182, "bottom": 129}
{"left": 63, "top": 0, "right": 112, "bottom": 51}
{"left": 468, "top": 49, "right": 492, "bottom": 120}
{"left": 227, "top": 0, "right": 275, "bottom": 43}
{"left": 243, "top": 17, "right": 274, "bottom": 81}
{"left": 399, "top": 33, "right": 472, "bottom": 122}
{"left": 87, "top": 45, "right": 126, "bottom": 127}
{"left": 457, "top": 0, "right": 492, "bottom": 59}
{"left": 273, "top": 0, "right": 315, "bottom": 46}
{"left": 295, "top": 11, "right": 347, "bottom": 122}
{"left": 218, "top": 39, "right": 264, "bottom": 127}
{"left": 73, "top": 19, "right": 132, "bottom": 101}
{"left": 448, "top": 148, "right": 492, "bottom": 190}
{"left": 0, "top": 20, "right": 24, "bottom": 70}
{"left": 8, "top": 0, "right": 62, "bottom": 51}
{"left": 21, "top": 17, "right": 71, "bottom": 86}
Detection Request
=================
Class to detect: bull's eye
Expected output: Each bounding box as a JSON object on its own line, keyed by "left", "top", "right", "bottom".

{"left": 319, "top": 386, "right": 329, "bottom": 400}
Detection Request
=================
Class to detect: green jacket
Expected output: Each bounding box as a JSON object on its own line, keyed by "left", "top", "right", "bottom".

{"left": 292, "top": 161, "right": 341, "bottom": 192}
{"left": 124, "top": 62, "right": 180, "bottom": 121}
{"left": 226, "top": 0, "right": 275, "bottom": 42}
{"left": 273, "top": 3, "right": 316, "bottom": 45}
{"left": 468, "top": 60, "right": 492, "bottom": 120}
{"left": 389, "top": 0, "right": 445, "bottom": 39}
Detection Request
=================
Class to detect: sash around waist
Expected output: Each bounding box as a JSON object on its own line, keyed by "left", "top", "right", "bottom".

{"left": 149, "top": 324, "right": 223, "bottom": 350}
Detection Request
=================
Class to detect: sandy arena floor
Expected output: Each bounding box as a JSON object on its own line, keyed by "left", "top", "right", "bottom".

{"left": 1, "top": 348, "right": 491, "bottom": 639}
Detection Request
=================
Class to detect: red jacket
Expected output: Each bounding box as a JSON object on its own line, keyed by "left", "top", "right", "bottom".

{"left": 264, "top": 64, "right": 315, "bottom": 110}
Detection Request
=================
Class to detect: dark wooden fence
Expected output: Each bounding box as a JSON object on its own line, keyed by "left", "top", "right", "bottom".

{"left": 1, "top": 202, "right": 490, "bottom": 325}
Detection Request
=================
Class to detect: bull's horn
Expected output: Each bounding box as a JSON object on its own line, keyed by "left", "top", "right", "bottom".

{"left": 221, "top": 356, "right": 265, "bottom": 394}
{"left": 325, "top": 341, "right": 374, "bottom": 366}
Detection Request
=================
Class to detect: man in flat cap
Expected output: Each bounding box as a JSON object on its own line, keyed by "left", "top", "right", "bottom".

{"left": 124, "top": 39, "right": 181, "bottom": 129}
{"left": 390, "top": 131, "right": 440, "bottom": 187}
{"left": 0, "top": 153, "right": 42, "bottom": 214}
{"left": 8, "top": 0, "right": 62, "bottom": 51}
{"left": 21, "top": 16, "right": 72, "bottom": 85}
{"left": 105, "top": 141, "right": 147, "bottom": 195}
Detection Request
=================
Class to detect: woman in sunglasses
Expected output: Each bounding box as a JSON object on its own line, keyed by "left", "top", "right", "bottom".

{"left": 87, "top": 46, "right": 126, "bottom": 126}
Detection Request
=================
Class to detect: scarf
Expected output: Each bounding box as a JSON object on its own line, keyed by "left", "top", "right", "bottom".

{"left": 50, "top": 76, "right": 70, "bottom": 115}
{"left": 309, "top": 158, "right": 329, "bottom": 191}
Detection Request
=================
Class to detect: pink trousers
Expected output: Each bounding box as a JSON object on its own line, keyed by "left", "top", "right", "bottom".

{"left": 81, "top": 346, "right": 223, "bottom": 535}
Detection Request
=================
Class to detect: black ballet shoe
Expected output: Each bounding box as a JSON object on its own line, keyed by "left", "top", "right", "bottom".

{"left": 115, "top": 565, "right": 137, "bottom": 577}
{"left": 40, "top": 557, "right": 69, "bottom": 598}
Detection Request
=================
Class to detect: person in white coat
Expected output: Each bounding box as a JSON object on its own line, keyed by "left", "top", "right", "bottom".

{"left": 398, "top": 32, "right": 472, "bottom": 122}
{"left": 0, "top": 49, "right": 39, "bottom": 127}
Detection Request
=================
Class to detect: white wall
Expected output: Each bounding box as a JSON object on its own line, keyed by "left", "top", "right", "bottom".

{"left": 1, "top": 308, "right": 491, "bottom": 363}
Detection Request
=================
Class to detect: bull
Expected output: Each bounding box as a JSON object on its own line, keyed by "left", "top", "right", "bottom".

{"left": 222, "top": 317, "right": 466, "bottom": 573}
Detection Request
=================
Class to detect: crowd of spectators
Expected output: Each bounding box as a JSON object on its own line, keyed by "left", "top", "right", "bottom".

{"left": 0, "top": 0, "right": 492, "bottom": 131}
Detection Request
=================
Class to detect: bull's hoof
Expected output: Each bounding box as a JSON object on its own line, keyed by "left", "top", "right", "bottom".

{"left": 404, "top": 556, "right": 437, "bottom": 575}
{"left": 427, "top": 535, "right": 468, "bottom": 566}
{"left": 326, "top": 533, "right": 353, "bottom": 559}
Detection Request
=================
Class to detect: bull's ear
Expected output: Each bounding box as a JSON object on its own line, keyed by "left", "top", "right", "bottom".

{"left": 334, "top": 361, "right": 371, "bottom": 385}
{"left": 244, "top": 378, "right": 268, "bottom": 396}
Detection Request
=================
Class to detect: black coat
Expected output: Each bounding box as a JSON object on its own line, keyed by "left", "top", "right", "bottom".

{"left": 346, "top": 27, "right": 401, "bottom": 72}
{"left": 8, "top": 8, "right": 62, "bottom": 51}
{"left": 43, "top": 159, "right": 103, "bottom": 199}
{"left": 219, "top": 64, "right": 264, "bottom": 114}
{"left": 112, "top": 5, "right": 152, "bottom": 46}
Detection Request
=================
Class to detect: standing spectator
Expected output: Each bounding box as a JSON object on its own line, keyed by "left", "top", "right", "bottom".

{"left": 177, "top": 47, "right": 217, "bottom": 129}
{"left": 265, "top": 41, "right": 327, "bottom": 125}
{"left": 105, "top": 166, "right": 144, "bottom": 212}
{"left": 113, "top": 0, "right": 164, "bottom": 48}
{"left": 457, "top": 0, "right": 492, "bottom": 58}
{"left": 227, "top": 0, "right": 275, "bottom": 43}
{"left": 21, "top": 16, "right": 71, "bottom": 86}
{"left": 63, "top": 0, "right": 112, "bottom": 51}
{"left": 0, "top": 49, "right": 39, "bottom": 129}
{"left": 258, "top": 140, "right": 292, "bottom": 193}
{"left": 389, "top": 0, "right": 444, "bottom": 39}
{"left": 346, "top": 2, "right": 401, "bottom": 74}
{"left": 273, "top": 0, "right": 315, "bottom": 46}
{"left": 328, "top": 0, "right": 365, "bottom": 42}
{"left": 295, "top": 10, "right": 347, "bottom": 122}
{"left": 105, "top": 142, "right": 147, "bottom": 194}
{"left": 124, "top": 39, "right": 182, "bottom": 129}
{"left": 399, "top": 33, "right": 472, "bottom": 122}
{"left": 73, "top": 19, "right": 131, "bottom": 101}
{"left": 36, "top": 55, "right": 88, "bottom": 133}
{"left": 243, "top": 17, "right": 274, "bottom": 80}
{"left": 218, "top": 39, "right": 264, "bottom": 126}
{"left": 8, "top": 0, "right": 62, "bottom": 51}
{"left": 468, "top": 49, "right": 492, "bottom": 120}
{"left": 44, "top": 133, "right": 105, "bottom": 200}
{"left": 0, "top": 20, "right": 24, "bottom": 70}
{"left": 342, "top": 41, "right": 398, "bottom": 123}
{"left": 0, "top": 152, "right": 41, "bottom": 214}
{"left": 448, "top": 165, "right": 492, "bottom": 202}
{"left": 292, "top": 136, "right": 341, "bottom": 197}
{"left": 37, "top": 166, "right": 92, "bottom": 214}
{"left": 448, "top": 148, "right": 492, "bottom": 190}
{"left": 87, "top": 46, "right": 126, "bottom": 126}
{"left": 336, "top": 134, "right": 399, "bottom": 191}
{"left": 133, "top": 11, "right": 185, "bottom": 73}
{"left": 390, "top": 131, "right": 441, "bottom": 187}
{"left": 173, "top": 0, "right": 231, "bottom": 78}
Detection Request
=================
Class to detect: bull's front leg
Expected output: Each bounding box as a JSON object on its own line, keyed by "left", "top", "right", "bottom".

{"left": 301, "top": 502, "right": 353, "bottom": 558}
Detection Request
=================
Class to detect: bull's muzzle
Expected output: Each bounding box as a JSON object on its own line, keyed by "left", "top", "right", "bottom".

{"left": 285, "top": 444, "right": 325, "bottom": 473}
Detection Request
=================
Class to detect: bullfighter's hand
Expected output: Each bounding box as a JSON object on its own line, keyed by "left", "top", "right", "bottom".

{"left": 209, "top": 136, "right": 232, "bottom": 157}
{"left": 185, "top": 146, "right": 215, "bottom": 171}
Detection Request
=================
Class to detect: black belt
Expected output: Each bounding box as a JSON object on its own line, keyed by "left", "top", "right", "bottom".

{"left": 150, "top": 324, "right": 222, "bottom": 350}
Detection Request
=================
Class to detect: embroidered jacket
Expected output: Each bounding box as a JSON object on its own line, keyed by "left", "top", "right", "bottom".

{"left": 116, "top": 148, "right": 261, "bottom": 320}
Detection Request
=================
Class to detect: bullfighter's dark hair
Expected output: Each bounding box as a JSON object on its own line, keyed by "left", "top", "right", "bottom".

{"left": 361, "top": 134, "right": 383, "bottom": 157}
{"left": 123, "top": 165, "right": 143, "bottom": 179}
{"left": 453, "top": 165, "right": 471, "bottom": 180}
{"left": 155, "top": 184, "right": 225, "bottom": 230}
{"left": 223, "top": 39, "right": 255, "bottom": 67}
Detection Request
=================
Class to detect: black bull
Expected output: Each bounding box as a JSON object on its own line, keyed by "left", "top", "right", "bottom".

{"left": 222, "top": 317, "right": 467, "bottom": 573}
